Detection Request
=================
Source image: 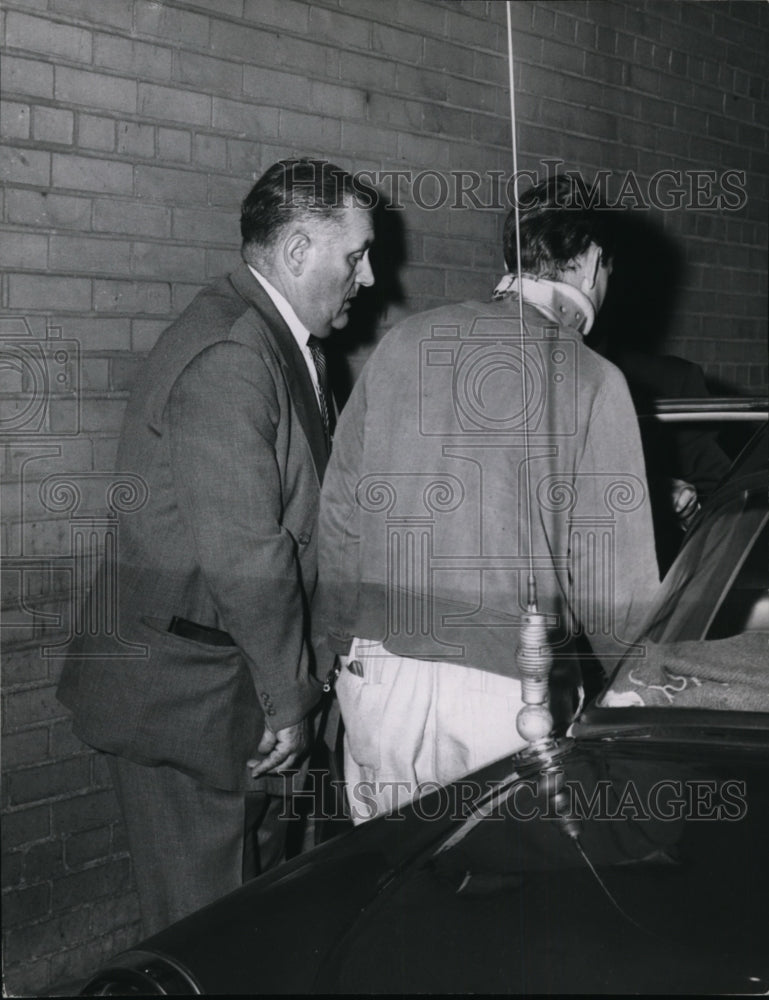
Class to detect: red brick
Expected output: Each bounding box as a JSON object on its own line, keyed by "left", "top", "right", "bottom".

{"left": 423, "top": 38, "right": 476, "bottom": 77}
{"left": 8, "top": 274, "right": 91, "bottom": 311}
{"left": 2, "top": 882, "right": 50, "bottom": 926}
{"left": 52, "top": 790, "right": 121, "bottom": 836}
{"left": 1, "top": 101, "right": 31, "bottom": 139}
{"left": 174, "top": 49, "right": 242, "bottom": 95}
{"left": 308, "top": 6, "right": 370, "bottom": 49}
{"left": 209, "top": 173, "right": 249, "bottom": 208}
{"left": 32, "top": 106, "right": 75, "bottom": 146}
{"left": 55, "top": 68, "right": 137, "bottom": 115}
{"left": 8, "top": 757, "right": 90, "bottom": 806}
{"left": 78, "top": 397, "right": 128, "bottom": 433}
{"left": 2, "top": 729, "right": 49, "bottom": 770}
{"left": 49, "top": 236, "right": 130, "bottom": 275}
{"left": 47, "top": 936, "right": 119, "bottom": 991}
{"left": 584, "top": 51, "right": 625, "bottom": 86}
{"left": 7, "top": 906, "right": 92, "bottom": 960}
{"left": 108, "top": 356, "right": 142, "bottom": 393}
{"left": 398, "top": 131, "right": 452, "bottom": 169}
{"left": 340, "top": 51, "right": 397, "bottom": 91}
{"left": 242, "top": 66, "right": 310, "bottom": 108}
{"left": 208, "top": 18, "right": 270, "bottom": 61}
{"left": 93, "top": 436, "right": 120, "bottom": 471}
{"left": 116, "top": 121, "right": 155, "bottom": 158}
{"left": 135, "top": 0, "right": 210, "bottom": 46}
{"left": 49, "top": 719, "right": 88, "bottom": 759}
{"left": 55, "top": 316, "right": 131, "bottom": 351}
{"left": 193, "top": 133, "right": 227, "bottom": 170}
{"left": 278, "top": 109, "right": 341, "bottom": 150}
{"left": 0, "top": 232, "right": 48, "bottom": 270}
{"left": 211, "top": 97, "right": 279, "bottom": 138}
{"left": 3, "top": 850, "right": 25, "bottom": 889}
{"left": 51, "top": 858, "right": 130, "bottom": 910}
{"left": 243, "top": 0, "right": 310, "bottom": 31}
{"left": 447, "top": 74, "right": 501, "bottom": 114}
{"left": 93, "top": 199, "right": 171, "bottom": 239}
{"left": 93, "top": 279, "right": 171, "bottom": 315}
{"left": 1, "top": 55, "right": 54, "bottom": 99}
{"left": 137, "top": 83, "right": 211, "bottom": 127}
{"left": 88, "top": 892, "right": 140, "bottom": 933}
{"left": 1, "top": 804, "right": 50, "bottom": 851}
{"left": 172, "top": 207, "right": 239, "bottom": 244}
{"left": 367, "top": 92, "right": 423, "bottom": 131}
{"left": 77, "top": 113, "right": 115, "bottom": 151}
{"left": 51, "top": 0, "right": 133, "bottom": 30}
{"left": 134, "top": 164, "right": 208, "bottom": 205}
{"left": 396, "top": 64, "right": 448, "bottom": 102}
{"left": 64, "top": 825, "right": 111, "bottom": 870}
{"left": 423, "top": 103, "right": 474, "bottom": 140}
{"left": 52, "top": 153, "right": 132, "bottom": 196}
{"left": 446, "top": 8, "right": 504, "bottom": 50}
{"left": 131, "top": 243, "right": 206, "bottom": 281}
{"left": 5, "top": 11, "right": 92, "bottom": 63}
{"left": 131, "top": 319, "right": 167, "bottom": 352}
{"left": 23, "top": 838, "right": 64, "bottom": 883}
{"left": 371, "top": 23, "right": 424, "bottom": 63}
{"left": 172, "top": 282, "right": 205, "bottom": 313}
{"left": 205, "top": 248, "right": 240, "bottom": 279}
{"left": 92, "top": 33, "right": 172, "bottom": 81}
{"left": 0, "top": 145, "right": 51, "bottom": 186}
{"left": 157, "top": 127, "right": 191, "bottom": 163}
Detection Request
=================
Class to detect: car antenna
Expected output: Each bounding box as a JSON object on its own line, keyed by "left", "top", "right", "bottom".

{"left": 503, "top": 1, "right": 561, "bottom": 766}
{"left": 501, "top": 9, "right": 652, "bottom": 934}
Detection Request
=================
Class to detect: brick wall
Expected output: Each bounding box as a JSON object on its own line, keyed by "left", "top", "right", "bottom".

{"left": 1, "top": 0, "right": 767, "bottom": 993}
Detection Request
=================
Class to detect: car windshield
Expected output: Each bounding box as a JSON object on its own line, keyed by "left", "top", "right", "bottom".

{"left": 600, "top": 430, "right": 768, "bottom": 712}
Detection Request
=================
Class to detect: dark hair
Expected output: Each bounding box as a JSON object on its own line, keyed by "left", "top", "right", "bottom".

{"left": 240, "top": 158, "right": 372, "bottom": 251}
{"left": 503, "top": 175, "right": 617, "bottom": 278}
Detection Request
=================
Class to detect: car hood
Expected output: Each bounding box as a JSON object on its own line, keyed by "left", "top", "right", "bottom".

{"left": 85, "top": 732, "right": 769, "bottom": 995}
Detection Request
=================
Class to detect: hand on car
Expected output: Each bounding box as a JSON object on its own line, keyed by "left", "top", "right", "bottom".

{"left": 670, "top": 478, "right": 700, "bottom": 530}
{"left": 247, "top": 719, "right": 308, "bottom": 778}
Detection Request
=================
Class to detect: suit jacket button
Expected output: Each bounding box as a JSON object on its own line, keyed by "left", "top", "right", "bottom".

{"left": 267, "top": 707, "right": 276, "bottom": 716}
{"left": 298, "top": 532, "right": 311, "bottom": 545}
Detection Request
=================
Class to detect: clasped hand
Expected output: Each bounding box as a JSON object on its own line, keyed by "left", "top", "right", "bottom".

{"left": 247, "top": 719, "right": 308, "bottom": 778}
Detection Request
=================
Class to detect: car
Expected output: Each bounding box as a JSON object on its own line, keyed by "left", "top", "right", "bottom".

{"left": 80, "top": 406, "right": 768, "bottom": 996}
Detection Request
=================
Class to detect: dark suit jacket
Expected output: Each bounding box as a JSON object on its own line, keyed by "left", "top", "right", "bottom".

{"left": 611, "top": 351, "right": 732, "bottom": 572}
{"left": 58, "top": 264, "right": 327, "bottom": 790}
{"left": 612, "top": 351, "right": 731, "bottom": 496}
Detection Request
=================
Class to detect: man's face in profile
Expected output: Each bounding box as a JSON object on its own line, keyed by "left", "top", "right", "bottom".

{"left": 297, "top": 203, "right": 375, "bottom": 339}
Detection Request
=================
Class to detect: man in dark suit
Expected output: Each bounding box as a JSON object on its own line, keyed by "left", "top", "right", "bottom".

{"left": 57, "top": 159, "right": 375, "bottom": 935}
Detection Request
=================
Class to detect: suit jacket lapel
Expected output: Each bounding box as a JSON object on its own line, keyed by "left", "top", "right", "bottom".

{"left": 229, "top": 264, "right": 329, "bottom": 481}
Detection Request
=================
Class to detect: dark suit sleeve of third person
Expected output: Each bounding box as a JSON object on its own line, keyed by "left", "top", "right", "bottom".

{"left": 166, "top": 339, "right": 320, "bottom": 733}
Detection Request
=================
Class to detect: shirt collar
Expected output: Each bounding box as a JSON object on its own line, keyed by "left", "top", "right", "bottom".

{"left": 247, "top": 264, "right": 312, "bottom": 348}
{"left": 492, "top": 273, "right": 596, "bottom": 336}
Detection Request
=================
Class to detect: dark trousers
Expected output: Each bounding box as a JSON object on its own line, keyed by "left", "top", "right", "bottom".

{"left": 106, "top": 754, "right": 288, "bottom": 938}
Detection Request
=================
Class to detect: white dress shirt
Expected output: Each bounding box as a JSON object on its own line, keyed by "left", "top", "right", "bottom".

{"left": 247, "top": 264, "right": 322, "bottom": 406}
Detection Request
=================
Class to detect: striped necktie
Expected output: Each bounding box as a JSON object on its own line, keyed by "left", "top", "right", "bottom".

{"left": 308, "top": 336, "right": 334, "bottom": 448}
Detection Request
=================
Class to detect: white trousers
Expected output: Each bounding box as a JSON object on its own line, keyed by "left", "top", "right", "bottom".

{"left": 335, "top": 638, "right": 528, "bottom": 823}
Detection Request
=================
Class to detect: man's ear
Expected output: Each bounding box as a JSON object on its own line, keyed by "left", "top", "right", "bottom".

{"left": 582, "top": 242, "right": 603, "bottom": 290}
{"left": 283, "top": 230, "right": 311, "bottom": 276}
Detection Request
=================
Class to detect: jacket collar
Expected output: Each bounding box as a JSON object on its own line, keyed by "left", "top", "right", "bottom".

{"left": 492, "top": 273, "right": 596, "bottom": 336}
{"left": 229, "top": 263, "right": 329, "bottom": 480}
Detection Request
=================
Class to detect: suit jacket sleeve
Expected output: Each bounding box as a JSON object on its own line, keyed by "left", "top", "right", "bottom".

{"left": 315, "top": 363, "right": 369, "bottom": 657}
{"left": 167, "top": 340, "right": 319, "bottom": 731}
{"left": 570, "top": 364, "right": 661, "bottom": 667}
